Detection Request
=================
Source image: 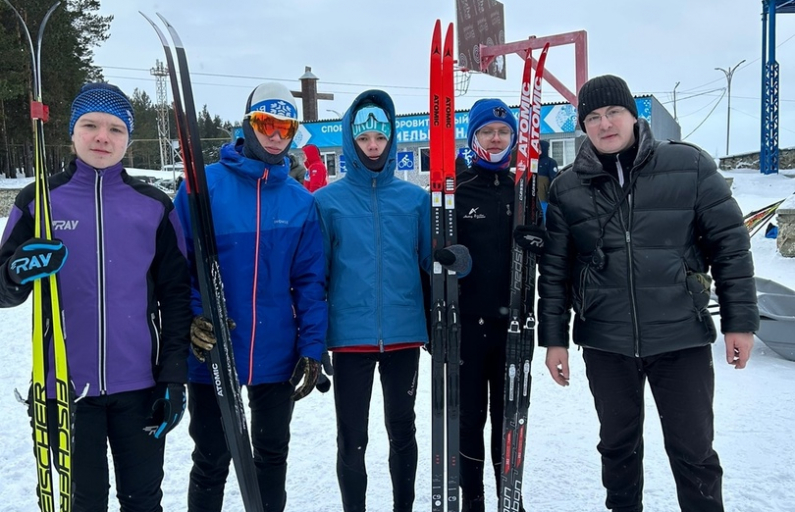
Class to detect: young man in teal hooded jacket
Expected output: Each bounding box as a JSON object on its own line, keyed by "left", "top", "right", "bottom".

{"left": 315, "top": 89, "right": 469, "bottom": 512}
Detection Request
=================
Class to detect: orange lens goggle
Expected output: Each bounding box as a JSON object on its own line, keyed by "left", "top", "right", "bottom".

{"left": 246, "top": 111, "right": 298, "bottom": 139}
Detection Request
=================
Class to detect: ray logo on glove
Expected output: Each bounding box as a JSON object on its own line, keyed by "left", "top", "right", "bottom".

{"left": 144, "top": 382, "right": 186, "bottom": 439}
{"left": 8, "top": 238, "right": 68, "bottom": 285}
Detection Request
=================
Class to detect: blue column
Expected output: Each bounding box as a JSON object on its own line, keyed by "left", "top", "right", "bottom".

{"left": 762, "top": 0, "right": 781, "bottom": 175}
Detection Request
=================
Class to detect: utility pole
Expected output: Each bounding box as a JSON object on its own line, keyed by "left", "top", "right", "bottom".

{"left": 715, "top": 60, "right": 745, "bottom": 155}
{"left": 150, "top": 59, "right": 172, "bottom": 171}
{"left": 673, "top": 81, "right": 680, "bottom": 122}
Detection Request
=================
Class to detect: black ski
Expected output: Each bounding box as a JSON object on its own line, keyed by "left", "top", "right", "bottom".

{"left": 140, "top": 13, "right": 264, "bottom": 512}
{"left": 500, "top": 43, "right": 549, "bottom": 512}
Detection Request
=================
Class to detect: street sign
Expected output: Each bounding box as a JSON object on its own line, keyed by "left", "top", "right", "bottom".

{"left": 397, "top": 151, "right": 415, "bottom": 171}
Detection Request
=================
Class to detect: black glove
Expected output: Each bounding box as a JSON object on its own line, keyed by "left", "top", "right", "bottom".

{"left": 289, "top": 356, "right": 320, "bottom": 401}
{"left": 513, "top": 225, "right": 546, "bottom": 255}
{"left": 433, "top": 244, "right": 471, "bottom": 274}
{"left": 7, "top": 238, "right": 68, "bottom": 285}
{"left": 144, "top": 382, "right": 186, "bottom": 439}
{"left": 315, "top": 352, "right": 333, "bottom": 393}
{"left": 190, "top": 315, "right": 236, "bottom": 363}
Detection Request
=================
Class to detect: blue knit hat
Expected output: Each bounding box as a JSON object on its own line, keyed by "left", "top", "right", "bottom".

{"left": 466, "top": 98, "right": 517, "bottom": 149}
{"left": 69, "top": 83, "right": 134, "bottom": 136}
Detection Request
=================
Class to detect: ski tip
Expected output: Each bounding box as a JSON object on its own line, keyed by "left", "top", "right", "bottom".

{"left": 443, "top": 23, "right": 454, "bottom": 58}
{"left": 156, "top": 13, "right": 184, "bottom": 48}
{"left": 431, "top": 19, "right": 442, "bottom": 55}
{"left": 139, "top": 12, "right": 170, "bottom": 47}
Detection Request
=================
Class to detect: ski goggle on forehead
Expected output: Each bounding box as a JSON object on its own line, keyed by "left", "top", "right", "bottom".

{"left": 352, "top": 105, "right": 391, "bottom": 138}
{"left": 353, "top": 105, "right": 388, "bottom": 125}
{"left": 246, "top": 111, "right": 299, "bottom": 139}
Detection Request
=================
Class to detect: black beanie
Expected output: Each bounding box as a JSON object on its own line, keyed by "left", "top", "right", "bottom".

{"left": 577, "top": 75, "right": 638, "bottom": 130}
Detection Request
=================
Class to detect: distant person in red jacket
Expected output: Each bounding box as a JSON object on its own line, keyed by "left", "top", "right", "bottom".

{"left": 302, "top": 144, "right": 328, "bottom": 192}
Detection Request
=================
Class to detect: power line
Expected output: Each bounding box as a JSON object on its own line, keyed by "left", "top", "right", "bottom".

{"left": 682, "top": 88, "right": 726, "bottom": 140}
{"left": 730, "top": 106, "right": 795, "bottom": 135}
{"left": 679, "top": 31, "right": 795, "bottom": 94}
{"left": 659, "top": 88, "right": 725, "bottom": 105}
{"left": 101, "top": 70, "right": 564, "bottom": 101}
{"left": 678, "top": 90, "right": 727, "bottom": 118}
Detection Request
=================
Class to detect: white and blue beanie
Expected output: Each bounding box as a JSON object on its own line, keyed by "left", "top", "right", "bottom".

{"left": 246, "top": 82, "right": 298, "bottom": 121}
{"left": 69, "top": 82, "right": 134, "bottom": 136}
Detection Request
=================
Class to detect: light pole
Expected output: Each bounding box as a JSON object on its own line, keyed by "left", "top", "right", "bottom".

{"left": 715, "top": 59, "right": 745, "bottom": 155}
{"left": 326, "top": 109, "right": 343, "bottom": 118}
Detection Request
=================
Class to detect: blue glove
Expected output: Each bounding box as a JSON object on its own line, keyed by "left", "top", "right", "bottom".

{"left": 7, "top": 238, "right": 68, "bottom": 285}
{"left": 144, "top": 383, "right": 186, "bottom": 439}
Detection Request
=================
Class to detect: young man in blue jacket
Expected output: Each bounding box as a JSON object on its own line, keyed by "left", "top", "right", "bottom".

{"left": 174, "top": 82, "right": 328, "bottom": 512}
{"left": 315, "top": 90, "right": 468, "bottom": 512}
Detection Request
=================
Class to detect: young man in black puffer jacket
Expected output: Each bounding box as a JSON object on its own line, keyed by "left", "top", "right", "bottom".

{"left": 538, "top": 75, "right": 758, "bottom": 512}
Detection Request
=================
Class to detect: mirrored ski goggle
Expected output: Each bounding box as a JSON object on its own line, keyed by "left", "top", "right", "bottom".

{"left": 352, "top": 105, "right": 391, "bottom": 139}
{"left": 353, "top": 105, "right": 389, "bottom": 125}
{"left": 246, "top": 111, "right": 299, "bottom": 139}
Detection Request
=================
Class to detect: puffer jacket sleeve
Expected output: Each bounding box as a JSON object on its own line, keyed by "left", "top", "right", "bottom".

{"left": 693, "top": 149, "right": 759, "bottom": 333}
{"left": 537, "top": 183, "right": 574, "bottom": 348}
{"left": 152, "top": 205, "right": 193, "bottom": 384}
{"left": 290, "top": 197, "right": 328, "bottom": 361}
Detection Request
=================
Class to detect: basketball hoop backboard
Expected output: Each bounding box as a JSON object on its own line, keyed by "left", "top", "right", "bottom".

{"left": 456, "top": 0, "right": 506, "bottom": 80}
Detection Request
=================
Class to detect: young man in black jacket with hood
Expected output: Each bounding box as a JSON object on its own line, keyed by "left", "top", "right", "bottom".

{"left": 538, "top": 75, "right": 758, "bottom": 512}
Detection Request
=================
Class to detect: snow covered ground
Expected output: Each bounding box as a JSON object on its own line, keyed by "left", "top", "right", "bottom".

{"left": 0, "top": 169, "right": 793, "bottom": 511}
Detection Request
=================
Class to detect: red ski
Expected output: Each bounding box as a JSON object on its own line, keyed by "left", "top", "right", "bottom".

{"left": 429, "top": 19, "right": 460, "bottom": 512}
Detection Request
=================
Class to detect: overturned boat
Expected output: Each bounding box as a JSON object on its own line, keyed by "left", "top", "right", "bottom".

{"left": 710, "top": 277, "right": 795, "bottom": 362}
{"left": 755, "top": 278, "right": 795, "bottom": 362}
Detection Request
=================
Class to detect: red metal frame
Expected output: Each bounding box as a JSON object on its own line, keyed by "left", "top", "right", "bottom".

{"left": 478, "top": 30, "right": 588, "bottom": 106}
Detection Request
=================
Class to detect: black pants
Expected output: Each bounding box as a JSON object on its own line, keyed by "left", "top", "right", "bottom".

{"left": 458, "top": 315, "right": 509, "bottom": 502}
{"left": 187, "top": 381, "right": 295, "bottom": 512}
{"left": 45, "top": 388, "right": 165, "bottom": 512}
{"left": 583, "top": 345, "right": 723, "bottom": 512}
{"left": 333, "top": 348, "right": 419, "bottom": 512}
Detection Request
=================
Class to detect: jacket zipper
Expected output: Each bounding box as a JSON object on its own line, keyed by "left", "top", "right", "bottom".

{"left": 95, "top": 172, "right": 108, "bottom": 394}
{"left": 614, "top": 156, "right": 641, "bottom": 357}
{"left": 150, "top": 312, "right": 161, "bottom": 365}
{"left": 248, "top": 173, "right": 267, "bottom": 384}
{"left": 373, "top": 178, "right": 384, "bottom": 351}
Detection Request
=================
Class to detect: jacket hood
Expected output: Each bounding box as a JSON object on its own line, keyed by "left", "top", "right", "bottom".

{"left": 540, "top": 139, "right": 550, "bottom": 156}
{"left": 219, "top": 140, "right": 289, "bottom": 184}
{"left": 302, "top": 144, "right": 322, "bottom": 165}
{"left": 341, "top": 89, "right": 397, "bottom": 186}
